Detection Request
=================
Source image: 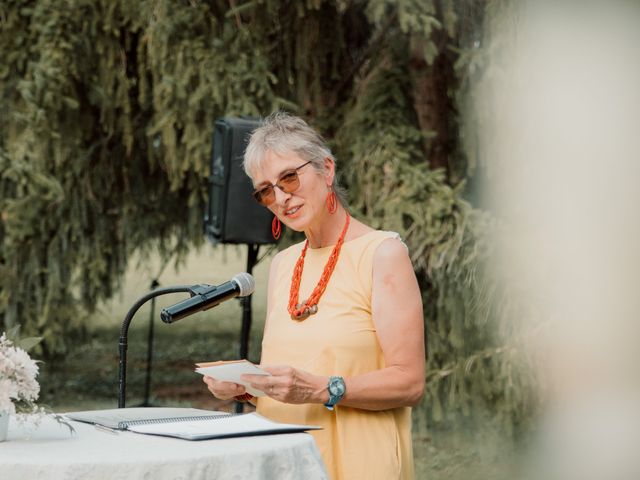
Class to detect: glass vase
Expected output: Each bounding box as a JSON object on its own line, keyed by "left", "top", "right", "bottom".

{"left": 0, "top": 410, "right": 8, "bottom": 441}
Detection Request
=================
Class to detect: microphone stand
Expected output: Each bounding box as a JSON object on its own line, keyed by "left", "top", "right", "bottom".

{"left": 118, "top": 285, "right": 197, "bottom": 408}
{"left": 140, "top": 279, "right": 160, "bottom": 407}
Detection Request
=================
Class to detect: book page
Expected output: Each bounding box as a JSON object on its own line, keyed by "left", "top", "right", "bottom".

{"left": 127, "top": 412, "right": 321, "bottom": 440}
{"left": 195, "top": 360, "right": 269, "bottom": 397}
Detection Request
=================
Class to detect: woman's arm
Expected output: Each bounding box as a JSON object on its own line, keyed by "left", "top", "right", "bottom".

{"left": 244, "top": 238, "right": 426, "bottom": 410}
{"left": 339, "top": 237, "right": 425, "bottom": 409}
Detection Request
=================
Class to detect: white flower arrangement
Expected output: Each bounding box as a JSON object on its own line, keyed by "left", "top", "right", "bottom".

{"left": 0, "top": 330, "right": 73, "bottom": 433}
{"left": 0, "top": 333, "right": 42, "bottom": 415}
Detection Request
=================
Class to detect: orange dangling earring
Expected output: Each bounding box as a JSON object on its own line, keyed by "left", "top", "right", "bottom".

{"left": 272, "top": 216, "right": 282, "bottom": 240}
{"left": 326, "top": 188, "right": 338, "bottom": 214}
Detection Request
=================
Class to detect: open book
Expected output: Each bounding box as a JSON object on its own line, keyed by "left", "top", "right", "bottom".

{"left": 66, "top": 407, "right": 321, "bottom": 440}
{"left": 195, "top": 359, "right": 269, "bottom": 397}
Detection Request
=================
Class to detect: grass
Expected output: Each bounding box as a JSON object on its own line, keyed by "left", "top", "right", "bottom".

{"left": 37, "top": 245, "right": 517, "bottom": 479}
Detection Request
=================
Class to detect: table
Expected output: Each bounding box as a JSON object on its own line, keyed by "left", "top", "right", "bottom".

{"left": 0, "top": 415, "right": 328, "bottom": 480}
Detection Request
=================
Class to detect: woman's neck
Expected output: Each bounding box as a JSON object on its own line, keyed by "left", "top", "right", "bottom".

{"left": 304, "top": 207, "right": 349, "bottom": 249}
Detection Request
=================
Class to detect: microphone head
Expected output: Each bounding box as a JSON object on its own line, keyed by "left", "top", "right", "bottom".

{"left": 232, "top": 273, "right": 255, "bottom": 297}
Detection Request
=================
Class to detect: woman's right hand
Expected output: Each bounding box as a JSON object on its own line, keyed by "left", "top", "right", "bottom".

{"left": 202, "top": 376, "right": 247, "bottom": 400}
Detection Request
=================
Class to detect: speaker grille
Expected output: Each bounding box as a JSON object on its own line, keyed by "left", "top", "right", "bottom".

{"left": 205, "top": 117, "right": 276, "bottom": 245}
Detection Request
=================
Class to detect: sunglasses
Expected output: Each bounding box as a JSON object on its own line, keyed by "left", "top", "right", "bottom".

{"left": 252, "top": 161, "right": 312, "bottom": 206}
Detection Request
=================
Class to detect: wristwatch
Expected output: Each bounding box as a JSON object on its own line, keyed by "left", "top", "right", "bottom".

{"left": 324, "top": 376, "right": 346, "bottom": 411}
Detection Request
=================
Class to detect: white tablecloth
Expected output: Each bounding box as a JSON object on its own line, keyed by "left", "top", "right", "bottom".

{"left": 0, "top": 415, "right": 328, "bottom": 480}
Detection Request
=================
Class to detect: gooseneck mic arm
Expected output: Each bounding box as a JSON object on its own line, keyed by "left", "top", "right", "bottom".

{"left": 118, "top": 286, "right": 194, "bottom": 408}
{"left": 117, "top": 273, "right": 255, "bottom": 408}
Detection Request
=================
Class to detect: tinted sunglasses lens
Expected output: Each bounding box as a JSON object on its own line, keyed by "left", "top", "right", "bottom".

{"left": 253, "top": 169, "right": 302, "bottom": 206}
{"left": 278, "top": 171, "right": 300, "bottom": 192}
{"left": 253, "top": 186, "right": 275, "bottom": 205}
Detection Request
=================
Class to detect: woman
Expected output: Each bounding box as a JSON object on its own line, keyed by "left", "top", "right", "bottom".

{"left": 203, "top": 112, "right": 425, "bottom": 480}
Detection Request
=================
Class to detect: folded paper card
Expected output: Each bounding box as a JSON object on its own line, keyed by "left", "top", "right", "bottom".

{"left": 195, "top": 359, "right": 269, "bottom": 397}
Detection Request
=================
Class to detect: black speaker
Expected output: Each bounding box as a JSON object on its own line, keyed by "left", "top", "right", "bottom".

{"left": 204, "top": 117, "right": 276, "bottom": 245}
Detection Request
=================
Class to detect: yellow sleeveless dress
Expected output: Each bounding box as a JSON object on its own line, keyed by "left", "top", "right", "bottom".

{"left": 256, "top": 230, "right": 414, "bottom": 480}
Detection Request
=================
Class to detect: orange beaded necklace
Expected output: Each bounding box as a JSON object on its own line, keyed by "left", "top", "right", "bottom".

{"left": 288, "top": 213, "right": 351, "bottom": 321}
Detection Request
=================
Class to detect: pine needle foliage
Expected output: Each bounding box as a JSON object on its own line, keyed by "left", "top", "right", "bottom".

{"left": 0, "top": 0, "right": 279, "bottom": 353}
{"left": 334, "top": 2, "right": 540, "bottom": 433}
{"left": 1, "top": 0, "right": 539, "bottom": 433}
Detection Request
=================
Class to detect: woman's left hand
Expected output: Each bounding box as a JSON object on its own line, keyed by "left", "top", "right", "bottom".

{"left": 241, "top": 365, "right": 327, "bottom": 404}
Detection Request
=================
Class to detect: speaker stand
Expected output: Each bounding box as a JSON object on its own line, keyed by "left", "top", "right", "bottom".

{"left": 236, "top": 243, "right": 260, "bottom": 413}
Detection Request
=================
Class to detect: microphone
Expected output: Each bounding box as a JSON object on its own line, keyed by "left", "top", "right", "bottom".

{"left": 160, "top": 273, "right": 255, "bottom": 324}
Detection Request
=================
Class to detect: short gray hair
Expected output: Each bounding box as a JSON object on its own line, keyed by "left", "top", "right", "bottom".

{"left": 243, "top": 112, "right": 346, "bottom": 203}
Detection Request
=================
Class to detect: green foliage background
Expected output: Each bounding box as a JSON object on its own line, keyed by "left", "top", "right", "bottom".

{"left": 0, "top": 0, "right": 538, "bottom": 432}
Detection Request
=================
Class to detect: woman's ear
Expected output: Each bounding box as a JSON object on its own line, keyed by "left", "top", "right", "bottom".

{"left": 323, "top": 157, "right": 335, "bottom": 186}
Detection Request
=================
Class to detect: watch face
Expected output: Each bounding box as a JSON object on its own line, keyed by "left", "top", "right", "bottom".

{"left": 329, "top": 377, "right": 345, "bottom": 396}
